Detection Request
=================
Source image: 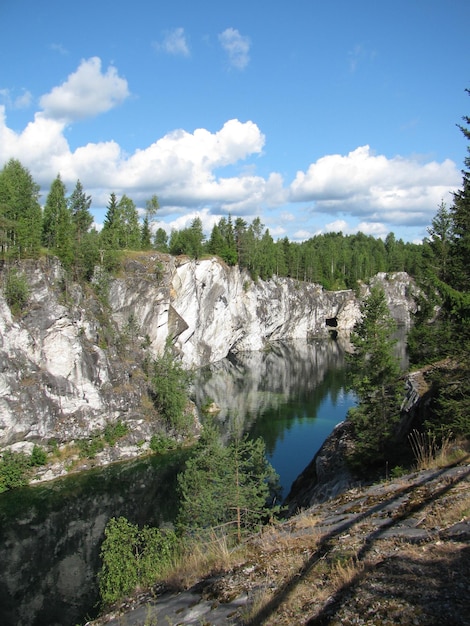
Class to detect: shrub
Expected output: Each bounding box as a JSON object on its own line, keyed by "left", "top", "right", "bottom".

{"left": 77, "top": 435, "right": 105, "bottom": 459}
{"left": 150, "top": 433, "right": 177, "bottom": 454}
{"left": 30, "top": 444, "right": 47, "bottom": 466}
{"left": 0, "top": 450, "right": 30, "bottom": 492}
{"left": 3, "top": 269, "right": 29, "bottom": 315}
{"left": 103, "top": 421, "right": 128, "bottom": 446}
{"left": 98, "top": 516, "right": 179, "bottom": 606}
{"left": 151, "top": 344, "right": 192, "bottom": 433}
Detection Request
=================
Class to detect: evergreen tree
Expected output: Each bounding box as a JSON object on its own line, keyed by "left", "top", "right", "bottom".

{"left": 43, "top": 174, "right": 67, "bottom": 249}
{"left": 0, "top": 159, "right": 42, "bottom": 258}
{"left": 449, "top": 88, "right": 470, "bottom": 292}
{"left": 141, "top": 215, "right": 152, "bottom": 250}
{"left": 101, "top": 192, "right": 120, "bottom": 249}
{"left": 189, "top": 217, "right": 205, "bottom": 258}
{"left": 423, "top": 201, "right": 453, "bottom": 282}
{"left": 177, "top": 425, "right": 279, "bottom": 542}
{"left": 207, "top": 216, "right": 237, "bottom": 264}
{"left": 347, "top": 285, "right": 402, "bottom": 467}
{"left": 42, "top": 174, "right": 74, "bottom": 267}
{"left": 409, "top": 91, "right": 470, "bottom": 363}
{"left": 234, "top": 217, "right": 248, "bottom": 266}
{"left": 68, "top": 179, "right": 93, "bottom": 244}
{"left": 207, "top": 222, "right": 226, "bottom": 257}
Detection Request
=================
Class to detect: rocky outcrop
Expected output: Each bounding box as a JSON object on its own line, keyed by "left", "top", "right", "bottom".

{"left": 285, "top": 420, "right": 360, "bottom": 513}
{"left": 0, "top": 254, "right": 418, "bottom": 449}
{"left": 109, "top": 255, "right": 363, "bottom": 367}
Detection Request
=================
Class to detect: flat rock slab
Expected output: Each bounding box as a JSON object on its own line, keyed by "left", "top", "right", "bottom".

{"left": 92, "top": 589, "right": 250, "bottom": 625}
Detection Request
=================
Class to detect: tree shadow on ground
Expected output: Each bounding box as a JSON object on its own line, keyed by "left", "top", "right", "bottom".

{"left": 245, "top": 462, "right": 470, "bottom": 625}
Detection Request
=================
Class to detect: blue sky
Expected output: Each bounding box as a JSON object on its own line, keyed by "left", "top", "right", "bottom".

{"left": 1, "top": 0, "right": 469, "bottom": 243}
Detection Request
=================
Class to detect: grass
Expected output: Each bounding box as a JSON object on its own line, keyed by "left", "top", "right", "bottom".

{"left": 164, "top": 531, "right": 246, "bottom": 591}
{"left": 408, "top": 431, "right": 469, "bottom": 471}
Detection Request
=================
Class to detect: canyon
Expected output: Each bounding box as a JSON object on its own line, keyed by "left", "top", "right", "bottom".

{"left": 0, "top": 253, "right": 417, "bottom": 455}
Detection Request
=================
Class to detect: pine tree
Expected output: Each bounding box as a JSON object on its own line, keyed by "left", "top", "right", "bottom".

{"left": 42, "top": 174, "right": 74, "bottom": 267}
{"left": 347, "top": 285, "right": 402, "bottom": 467}
{"left": 141, "top": 215, "right": 152, "bottom": 250}
{"left": 101, "top": 192, "right": 120, "bottom": 249}
{"left": 177, "top": 425, "right": 279, "bottom": 542}
{"left": 43, "top": 174, "right": 67, "bottom": 249}
{"left": 69, "top": 180, "right": 93, "bottom": 244}
{"left": 449, "top": 88, "right": 470, "bottom": 292}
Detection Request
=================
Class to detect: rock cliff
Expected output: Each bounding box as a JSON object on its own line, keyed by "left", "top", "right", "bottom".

{"left": 0, "top": 254, "right": 417, "bottom": 450}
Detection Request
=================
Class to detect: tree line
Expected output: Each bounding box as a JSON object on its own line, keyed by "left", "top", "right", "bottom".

{"left": 0, "top": 158, "right": 424, "bottom": 289}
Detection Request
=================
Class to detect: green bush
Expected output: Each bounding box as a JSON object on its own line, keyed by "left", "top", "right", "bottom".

{"left": 0, "top": 450, "right": 31, "bottom": 492}
{"left": 0, "top": 445, "right": 49, "bottom": 492}
{"left": 149, "top": 433, "right": 177, "bottom": 454}
{"left": 78, "top": 435, "right": 105, "bottom": 459}
{"left": 151, "top": 345, "right": 192, "bottom": 433}
{"left": 103, "top": 421, "right": 128, "bottom": 446}
{"left": 30, "top": 444, "right": 47, "bottom": 466}
{"left": 98, "top": 516, "right": 179, "bottom": 605}
{"left": 3, "top": 269, "right": 29, "bottom": 315}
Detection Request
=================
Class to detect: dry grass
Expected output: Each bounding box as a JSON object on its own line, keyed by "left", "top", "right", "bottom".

{"left": 330, "top": 557, "right": 364, "bottom": 591}
{"left": 409, "top": 431, "right": 468, "bottom": 471}
{"left": 422, "top": 489, "right": 470, "bottom": 530}
{"left": 164, "top": 531, "right": 248, "bottom": 590}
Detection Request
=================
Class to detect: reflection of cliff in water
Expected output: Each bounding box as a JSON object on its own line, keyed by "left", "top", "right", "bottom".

{"left": 0, "top": 452, "right": 185, "bottom": 626}
{"left": 192, "top": 339, "right": 352, "bottom": 448}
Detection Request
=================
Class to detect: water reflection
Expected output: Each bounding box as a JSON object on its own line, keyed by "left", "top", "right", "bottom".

{"left": 0, "top": 338, "right": 359, "bottom": 626}
{"left": 0, "top": 452, "right": 186, "bottom": 626}
{"left": 192, "top": 339, "right": 357, "bottom": 495}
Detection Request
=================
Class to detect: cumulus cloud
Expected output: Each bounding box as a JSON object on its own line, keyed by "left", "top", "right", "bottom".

{"left": 39, "top": 57, "right": 130, "bottom": 122}
{"left": 218, "top": 28, "right": 251, "bottom": 70}
{"left": 154, "top": 27, "right": 190, "bottom": 57}
{"left": 0, "top": 87, "right": 268, "bottom": 215}
{"left": 290, "top": 145, "right": 460, "bottom": 226}
{"left": 0, "top": 57, "right": 462, "bottom": 242}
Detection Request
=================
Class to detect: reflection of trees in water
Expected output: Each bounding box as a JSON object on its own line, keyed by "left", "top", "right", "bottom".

{"left": 0, "top": 453, "right": 185, "bottom": 626}
{"left": 248, "top": 363, "right": 351, "bottom": 456}
{"left": 191, "top": 339, "right": 352, "bottom": 450}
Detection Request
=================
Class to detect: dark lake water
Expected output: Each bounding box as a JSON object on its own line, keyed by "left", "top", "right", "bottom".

{"left": 0, "top": 338, "right": 355, "bottom": 626}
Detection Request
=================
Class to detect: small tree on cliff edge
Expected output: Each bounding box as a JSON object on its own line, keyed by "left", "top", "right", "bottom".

{"left": 347, "top": 284, "right": 402, "bottom": 468}
{"left": 177, "top": 424, "right": 280, "bottom": 543}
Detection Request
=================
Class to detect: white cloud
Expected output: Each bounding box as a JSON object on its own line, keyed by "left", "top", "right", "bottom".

{"left": 218, "top": 28, "right": 251, "bottom": 70}
{"left": 0, "top": 87, "right": 268, "bottom": 214}
{"left": 290, "top": 145, "right": 459, "bottom": 227}
{"left": 14, "top": 90, "right": 32, "bottom": 109}
{"left": 0, "top": 58, "right": 462, "bottom": 243}
{"left": 356, "top": 221, "right": 389, "bottom": 238}
{"left": 154, "top": 28, "right": 190, "bottom": 57}
{"left": 39, "top": 57, "right": 130, "bottom": 122}
{"left": 325, "top": 219, "right": 350, "bottom": 233}
{"left": 50, "top": 43, "right": 68, "bottom": 55}
{"left": 0, "top": 88, "right": 32, "bottom": 110}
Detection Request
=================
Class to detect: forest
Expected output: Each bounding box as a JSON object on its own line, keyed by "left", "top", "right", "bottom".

{"left": 0, "top": 158, "right": 424, "bottom": 290}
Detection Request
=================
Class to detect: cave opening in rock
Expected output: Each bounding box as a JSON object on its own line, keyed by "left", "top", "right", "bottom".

{"left": 325, "top": 317, "right": 338, "bottom": 339}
